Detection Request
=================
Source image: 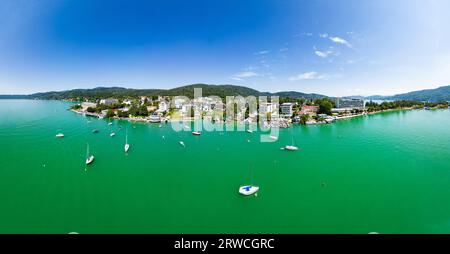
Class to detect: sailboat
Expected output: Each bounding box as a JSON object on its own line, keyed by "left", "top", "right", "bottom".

{"left": 239, "top": 166, "right": 259, "bottom": 196}
{"left": 85, "top": 143, "right": 95, "bottom": 165}
{"left": 282, "top": 130, "right": 298, "bottom": 151}
{"left": 124, "top": 128, "right": 130, "bottom": 153}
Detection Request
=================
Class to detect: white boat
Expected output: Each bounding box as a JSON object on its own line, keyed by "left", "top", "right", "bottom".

{"left": 239, "top": 166, "right": 259, "bottom": 196}
{"left": 85, "top": 144, "right": 95, "bottom": 165}
{"left": 124, "top": 128, "right": 130, "bottom": 153}
{"left": 55, "top": 133, "right": 65, "bottom": 138}
{"left": 192, "top": 131, "right": 201, "bottom": 136}
{"left": 86, "top": 155, "right": 94, "bottom": 165}
{"left": 282, "top": 132, "right": 298, "bottom": 151}
{"left": 284, "top": 145, "right": 299, "bottom": 151}
{"left": 108, "top": 122, "right": 113, "bottom": 126}
{"left": 179, "top": 141, "right": 185, "bottom": 147}
{"left": 110, "top": 132, "right": 116, "bottom": 137}
{"left": 239, "top": 185, "right": 260, "bottom": 196}
{"left": 246, "top": 130, "right": 253, "bottom": 133}
{"left": 269, "top": 135, "right": 278, "bottom": 140}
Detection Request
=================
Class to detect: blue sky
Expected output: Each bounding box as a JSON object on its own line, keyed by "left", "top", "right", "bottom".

{"left": 1, "top": 0, "right": 449, "bottom": 96}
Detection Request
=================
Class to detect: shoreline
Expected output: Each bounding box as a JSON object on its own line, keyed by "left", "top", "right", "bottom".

{"left": 70, "top": 107, "right": 432, "bottom": 128}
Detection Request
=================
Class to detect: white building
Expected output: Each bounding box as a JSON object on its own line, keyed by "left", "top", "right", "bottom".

{"left": 173, "top": 98, "right": 186, "bottom": 109}
{"left": 280, "top": 103, "right": 294, "bottom": 116}
{"left": 100, "top": 99, "right": 118, "bottom": 106}
{"left": 81, "top": 102, "right": 97, "bottom": 111}
{"left": 259, "top": 102, "right": 277, "bottom": 114}
{"left": 336, "top": 98, "right": 365, "bottom": 109}
{"left": 158, "top": 100, "right": 169, "bottom": 112}
{"left": 123, "top": 99, "right": 132, "bottom": 106}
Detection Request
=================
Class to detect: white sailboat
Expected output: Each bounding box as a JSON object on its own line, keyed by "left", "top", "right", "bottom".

{"left": 239, "top": 166, "right": 259, "bottom": 196}
{"left": 124, "top": 128, "right": 130, "bottom": 153}
{"left": 239, "top": 185, "right": 260, "bottom": 196}
{"left": 282, "top": 130, "right": 298, "bottom": 151}
{"left": 85, "top": 143, "right": 94, "bottom": 165}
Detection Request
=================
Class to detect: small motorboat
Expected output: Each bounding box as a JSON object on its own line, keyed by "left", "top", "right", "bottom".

{"left": 92, "top": 129, "right": 99, "bottom": 133}
{"left": 108, "top": 122, "right": 113, "bottom": 126}
{"left": 239, "top": 185, "right": 259, "bottom": 196}
{"left": 192, "top": 131, "right": 201, "bottom": 136}
{"left": 269, "top": 135, "right": 278, "bottom": 140}
{"left": 55, "top": 133, "right": 65, "bottom": 138}
{"left": 246, "top": 130, "right": 253, "bottom": 133}
{"left": 179, "top": 141, "right": 185, "bottom": 147}
{"left": 110, "top": 132, "right": 116, "bottom": 137}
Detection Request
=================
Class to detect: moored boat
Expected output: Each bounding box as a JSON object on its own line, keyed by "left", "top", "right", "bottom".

{"left": 239, "top": 185, "right": 259, "bottom": 196}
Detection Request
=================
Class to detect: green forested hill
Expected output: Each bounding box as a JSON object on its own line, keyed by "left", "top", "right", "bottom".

{"left": 5, "top": 84, "right": 327, "bottom": 100}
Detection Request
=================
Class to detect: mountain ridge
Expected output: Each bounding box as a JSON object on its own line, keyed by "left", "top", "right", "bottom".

{"left": 0, "top": 84, "right": 328, "bottom": 100}
{"left": 1, "top": 84, "right": 449, "bottom": 102}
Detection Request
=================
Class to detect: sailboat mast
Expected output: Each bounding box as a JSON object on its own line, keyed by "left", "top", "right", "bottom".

{"left": 250, "top": 165, "right": 253, "bottom": 185}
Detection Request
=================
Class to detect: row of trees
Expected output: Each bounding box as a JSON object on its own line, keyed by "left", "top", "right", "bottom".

{"left": 365, "top": 100, "right": 449, "bottom": 112}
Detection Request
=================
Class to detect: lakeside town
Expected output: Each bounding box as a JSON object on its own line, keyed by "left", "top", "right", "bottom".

{"left": 69, "top": 94, "right": 450, "bottom": 127}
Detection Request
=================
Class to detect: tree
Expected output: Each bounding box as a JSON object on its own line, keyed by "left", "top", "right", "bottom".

{"left": 117, "top": 110, "right": 129, "bottom": 118}
{"left": 318, "top": 100, "right": 332, "bottom": 115}
{"left": 71, "top": 104, "right": 82, "bottom": 110}
{"left": 106, "top": 109, "right": 115, "bottom": 118}
{"left": 86, "top": 107, "right": 96, "bottom": 113}
{"left": 300, "top": 114, "right": 310, "bottom": 125}
{"left": 138, "top": 105, "right": 149, "bottom": 116}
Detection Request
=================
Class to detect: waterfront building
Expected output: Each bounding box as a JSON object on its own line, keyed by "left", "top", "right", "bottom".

{"left": 259, "top": 102, "right": 277, "bottom": 114}
{"left": 81, "top": 102, "right": 97, "bottom": 111}
{"left": 158, "top": 100, "right": 169, "bottom": 112}
{"left": 300, "top": 105, "right": 319, "bottom": 116}
{"left": 100, "top": 99, "right": 119, "bottom": 106}
{"left": 280, "top": 103, "right": 295, "bottom": 116}
{"left": 336, "top": 98, "right": 365, "bottom": 109}
{"left": 173, "top": 98, "right": 186, "bottom": 109}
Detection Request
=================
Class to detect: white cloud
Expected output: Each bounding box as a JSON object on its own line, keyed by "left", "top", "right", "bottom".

{"left": 230, "top": 71, "right": 259, "bottom": 81}
{"left": 315, "top": 50, "right": 333, "bottom": 58}
{"left": 319, "top": 33, "right": 328, "bottom": 38}
{"left": 254, "top": 50, "right": 270, "bottom": 55}
{"left": 289, "top": 71, "right": 325, "bottom": 81}
{"left": 279, "top": 47, "right": 288, "bottom": 52}
{"left": 329, "top": 36, "right": 352, "bottom": 48}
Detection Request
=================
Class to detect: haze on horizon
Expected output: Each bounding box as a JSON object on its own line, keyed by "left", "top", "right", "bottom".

{"left": 1, "top": 0, "right": 450, "bottom": 97}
